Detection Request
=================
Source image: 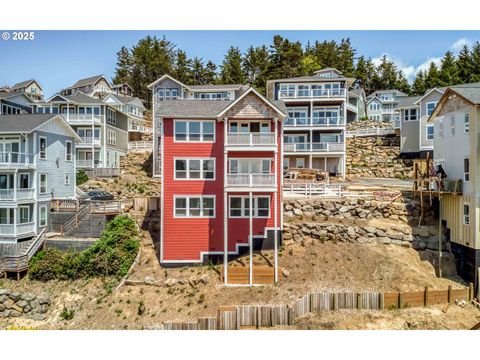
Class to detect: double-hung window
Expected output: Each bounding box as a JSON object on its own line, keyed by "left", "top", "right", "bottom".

{"left": 39, "top": 174, "right": 47, "bottom": 194}
{"left": 463, "top": 204, "right": 470, "bottom": 225}
{"left": 279, "top": 84, "right": 295, "bottom": 98}
{"left": 174, "top": 195, "right": 215, "bottom": 218}
{"left": 464, "top": 158, "right": 470, "bottom": 182}
{"left": 464, "top": 113, "right": 470, "bottom": 133}
{"left": 229, "top": 196, "right": 270, "bottom": 218}
{"left": 39, "top": 206, "right": 48, "bottom": 227}
{"left": 174, "top": 121, "right": 215, "bottom": 142}
{"left": 107, "top": 108, "right": 117, "bottom": 124}
{"left": 39, "top": 136, "right": 47, "bottom": 159}
{"left": 426, "top": 124, "right": 434, "bottom": 141}
{"left": 175, "top": 159, "right": 215, "bottom": 180}
{"left": 19, "top": 206, "right": 30, "bottom": 224}
{"left": 107, "top": 130, "right": 116, "bottom": 145}
{"left": 65, "top": 140, "right": 73, "bottom": 161}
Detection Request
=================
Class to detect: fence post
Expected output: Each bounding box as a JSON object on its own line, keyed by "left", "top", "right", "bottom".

{"left": 333, "top": 293, "right": 338, "bottom": 311}
{"left": 398, "top": 292, "right": 404, "bottom": 309}
{"left": 424, "top": 286, "right": 429, "bottom": 306}
{"left": 469, "top": 283, "right": 474, "bottom": 301}
{"left": 379, "top": 293, "right": 384, "bottom": 310}
{"left": 357, "top": 293, "right": 362, "bottom": 310}
{"left": 447, "top": 285, "right": 452, "bottom": 304}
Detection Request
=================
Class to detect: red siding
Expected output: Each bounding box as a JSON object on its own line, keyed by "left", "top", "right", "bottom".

{"left": 162, "top": 118, "right": 283, "bottom": 262}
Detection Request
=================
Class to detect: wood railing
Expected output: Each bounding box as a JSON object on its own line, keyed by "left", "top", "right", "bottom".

{"left": 0, "top": 229, "right": 46, "bottom": 275}
{"left": 345, "top": 127, "right": 396, "bottom": 138}
{"left": 60, "top": 203, "right": 92, "bottom": 235}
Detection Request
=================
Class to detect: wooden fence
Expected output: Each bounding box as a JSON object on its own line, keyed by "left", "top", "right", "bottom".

{"left": 222, "top": 266, "right": 279, "bottom": 285}
{"left": 128, "top": 197, "right": 161, "bottom": 212}
{"left": 155, "top": 285, "right": 473, "bottom": 330}
{"left": 154, "top": 285, "right": 474, "bottom": 330}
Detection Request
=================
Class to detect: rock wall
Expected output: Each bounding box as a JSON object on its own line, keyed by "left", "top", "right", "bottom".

{"left": 0, "top": 289, "right": 51, "bottom": 320}
{"left": 347, "top": 120, "right": 394, "bottom": 131}
{"left": 346, "top": 136, "right": 413, "bottom": 179}
{"left": 283, "top": 198, "right": 445, "bottom": 251}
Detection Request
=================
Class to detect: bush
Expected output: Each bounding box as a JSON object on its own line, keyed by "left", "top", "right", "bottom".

{"left": 29, "top": 215, "right": 140, "bottom": 281}
{"left": 76, "top": 169, "right": 89, "bottom": 186}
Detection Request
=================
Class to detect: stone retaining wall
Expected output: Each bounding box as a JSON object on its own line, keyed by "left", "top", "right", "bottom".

{"left": 346, "top": 136, "right": 413, "bottom": 179}
{"left": 0, "top": 288, "right": 51, "bottom": 320}
{"left": 283, "top": 198, "right": 444, "bottom": 251}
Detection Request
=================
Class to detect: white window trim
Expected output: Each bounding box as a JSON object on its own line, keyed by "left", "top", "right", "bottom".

{"left": 174, "top": 158, "right": 216, "bottom": 180}
{"left": 18, "top": 172, "right": 30, "bottom": 189}
{"left": 426, "top": 124, "right": 434, "bottom": 141}
{"left": 173, "top": 120, "right": 216, "bottom": 143}
{"left": 228, "top": 195, "right": 271, "bottom": 218}
{"left": 39, "top": 205, "right": 48, "bottom": 227}
{"left": 228, "top": 158, "right": 272, "bottom": 174}
{"left": 107, "top": 108, "right": 117, "bottom": 124}
{"left": 463, "top": 203, "right": 470, "bottom": 225}
{"left": 39, "top": 173, "right": 48, "bottom": 194}
{"left": 404, "top": 108, "right": 419, "bottom": 122}
{"left": 107, "top": 129, "right": 117, "bottom": 145}
{"left": 426, "top": 101, "right": 437, "bottom": 117}
{"left": 64, "top": 172, "right": 71, "bottom": 186}
{"left": 173, "top": 195, "right": 216, "bottom": 218}
{"left": 18, "top": 205, "right": 30, "bottom": 224}
{"left": 65, "top": 140, "right": 73, "bottom": 162}
{"left": 39, "top": 136, "right": 47, "bottom": 160}
{"left": 296, "top": 158, "right": 305, "bottom": 168}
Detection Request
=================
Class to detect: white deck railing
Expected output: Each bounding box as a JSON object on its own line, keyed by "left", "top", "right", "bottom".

{"left": 226, "top": 173, "right": 275, "bottom": 187}
{"left": 226, "top": 133, "right": 276, "bottom": 146}
{"left": 284, "top": 117, "right": 345, "bottom": 127}
{"left": 0, "top": 222, "right": 35, "bottom": 236}
{"left": 0, "top": 188, "right": 35, "bottom": 201}
{"left": 284, "top": 183, "right": 347, "bottom": 198}
{"left": 345, "top": 127, "right": 396, "bottom": 138}
{"left": 63, "top": 114, "right": 102, "bottom": 124}
{"left": 76, "top": 159, "right": 94, "bottom": 168}
{"left": 0, "top": 152, "right": 34, "bottom": 166}
{"left": 283, "top": 142, "right": 345, "bottom": 152}
{"left": 279, "top": 88, "right": 346, "bottom": 99}
{"left": 79, "top": 136, "right": 101, "bottom": 146}
{"left": 128, "top": 141, "right": 153, "bottom": 152}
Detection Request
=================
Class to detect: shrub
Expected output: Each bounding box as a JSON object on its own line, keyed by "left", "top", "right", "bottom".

{"left": 29, "top": 215, "right": 139, "bottom": 281}
{"left": 76, "top": 169, "right": 89, "bottom": 186}
{"left": 60, "top": 307, "right": 75, "bottom": 321}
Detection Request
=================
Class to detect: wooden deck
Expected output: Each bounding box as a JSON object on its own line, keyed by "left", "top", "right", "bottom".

{"left": 222, "top": 266, "right": 280, "bottom": 285}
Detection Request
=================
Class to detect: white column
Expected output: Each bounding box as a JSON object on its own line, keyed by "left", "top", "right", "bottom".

{"left": 274, "top": 120, "right": 279, "bottom": 283}
{"left": 249, "top": 191, "right": 253, "bottom": 286}
{"left": 13, "top": 207, "right": 17, "bottom": 237}
{"left": 13, "top": 171, "right": 17, "bottom": 201}
{"left": 224, "top": 117, "right": 229, "bottom": 284}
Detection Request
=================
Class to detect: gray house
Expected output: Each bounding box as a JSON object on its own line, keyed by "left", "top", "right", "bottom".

{"left": 0, "top": 114, "right": 80, "bottom": 243}
{"left": 397, "top": 87, "right": 446, "bottom": 157}
{"left": 366, "top": 89, "right": 408, "bottom": 126}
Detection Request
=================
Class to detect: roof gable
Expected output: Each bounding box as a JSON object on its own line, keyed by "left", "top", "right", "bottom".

{"left": 147, "top": 74, "right": 188, "bottom": 90}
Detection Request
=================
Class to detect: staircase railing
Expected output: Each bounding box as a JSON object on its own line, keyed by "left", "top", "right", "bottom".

{"left": 60, "top": 202, "right": 93, "bottom": 235}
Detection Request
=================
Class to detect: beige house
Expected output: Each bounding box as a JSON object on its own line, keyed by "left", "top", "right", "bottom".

{"left": 429, "top": 82, "right": 480, "bottom": 286}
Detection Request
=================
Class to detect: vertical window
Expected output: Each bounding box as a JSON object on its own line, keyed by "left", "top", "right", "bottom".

{"left": 296, "top": 158, "right": 305, "bottom": 169}
{"left": 426, "top": 124, "right": 434, "bottom": 141}
{"left": 283, "top": 158, "right": 289, "bottom": 170}
{"left": 426, "top": 102, "right": 437, "bottom": 116}
{"left": 65, "top": 140, "right": 73, "bottom": 161}
{"left": 463, "top": 204, "right": 470, "bottom": 225}
{"left": 40, "top": 174, "right": 47, "bottom": 194}
{"left": 19, "top": 173, "right": 29, "bottom": 188}
{"left": 464, "top": 158, "right": 470, "bottom": 182}
{"left": 39, "top": 136, "right": 47, "bottom": 159}
{"left": 107, "top": 130, "right": 116, "bottom": 145}
{"left": 107, "top": 108, "right": 117, "bottom": 124}
{"left": 464, "top": 113, "right": 470, "bottom": 133}
{"left": 19, "top": 206, "right": 30, "bottom": 223}
{"left": 39, "top": 205, "right": 47, "bottom": 227}
{"left": 64, "top": 173, "right": 71, "bottom": 185}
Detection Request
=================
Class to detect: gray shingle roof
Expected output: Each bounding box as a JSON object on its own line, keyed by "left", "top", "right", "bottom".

{"left": 367, "top": 89, "right": 408, "bottom": 98}
{"left": 155, "top": 100, "right": 235, "bottom": 118}
{"left": 0, "top": 114, "right": 57, "bottom": 132}
{"left": 11, "top": 79, "right": 35, "bottom": 91}
{"left": 69, "top": 75, "right": 106, "bottom": 89}
{"left": 63, "top": 92, "right": 104, "bottom": 104}
{"left": 188, "top": 84, "right": 243, "bottom": 91}
{"left": 396, "top": 96, "right": 422, "bottom": 109}
{"left": 448, "top": 82, "right": 480, "bottom": 104}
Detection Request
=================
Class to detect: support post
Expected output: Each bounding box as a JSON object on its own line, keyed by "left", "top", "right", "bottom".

{"left": 424, "top": 286, "right": 429, "bottom": 306}
{"left": 438, "top": 195, "right": 442, "bottom": 278}
{"left": 223, "top": 117, "right": 228, "bottom": 285}
{"left": 249, "top": 191, "right": 253, "bottom": 286}
{"left": 448, "top": 285, "right": 452, "bottom": 304}
{"left": 274, "top": 120, "right": 279, "bottom": 284}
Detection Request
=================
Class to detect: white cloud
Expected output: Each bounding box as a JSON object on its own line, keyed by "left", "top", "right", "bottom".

{"left": 451, "top": 38, "right": 472, "bottom": 53}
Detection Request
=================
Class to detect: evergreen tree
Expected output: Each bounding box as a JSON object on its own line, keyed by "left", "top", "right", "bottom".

{"left": 173, "top": 50, "right": 193, "bottom": 84}
{"left": 190, "top": 57, "right": 207, "bottom": 85}
{"left": 220, "top": 46, "right": 245, "bottom": 84}
{"left": 242, "top": 45, "right": 270, "bottom": 92}
{"left": 268, "top": 35, "right": 304, "bottom": 79}
{"left": 204, "top": 61, "right": 218, "bottom": 84}
{"left": 424, "top": 62, "right": 441, "bottom": 89}
{"left": 337, "top": 38, "right": 356, "bottom": 77}
{"left": 456, "top": 45, "right": 474, "bottom": 83}
{"left": 438, "top": 51, "right": 459, "bottom": 86}
{"left": 112, "top": 46, "right": 132, "bottom": 85}
{"left": 301, "top": 54, "right": 321, "bottom": 77}
{"left": 411, "top": 70, "right": 427, "bottom": 95}
{"left": 395, "top": 70, "right": 411, "bottom": 94}
{"left": 375, "top": 55, "right": 398, "bottom": 89}
{"left": 354, "top": 56, "right": 369, "bottom": 90}
{"left": 470, "top": 41, "right": 480, "bottom": 82}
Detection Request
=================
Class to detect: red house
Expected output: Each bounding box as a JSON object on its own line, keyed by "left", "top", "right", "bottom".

{"left": 150, "top": 77, "right": 286, "bottom": 284}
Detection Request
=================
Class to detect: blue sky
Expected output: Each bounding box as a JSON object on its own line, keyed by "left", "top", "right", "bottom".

{"left": 1, "top": 30, "right": 479, "bottom": 96}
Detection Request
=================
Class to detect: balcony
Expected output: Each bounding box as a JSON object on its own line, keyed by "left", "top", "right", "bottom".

{"left": 0, "top": 152, "right": 35, "bottom": 167}
{"left": 226, "top": 132, "right": 276, "bottom": 149}
{"left": 78, "top": 137, "right": 101, "bottom": 146}
{"left": 226, "top": 173, "right": 276, "bottom": 189}
{"left": 284, "top": 117, "right": 345, "bottom": 128}
{"left": 346, "top": 102, "right": 357, "bottom": 112}
{"left": 0, "top": 222, "right": 35, "bottom": 237}
{"left": 62, "top": 114, "right": 102, "bottom": 125}
{"left": 283, "top": 142, "right": 345, "bottom": 153}
{"left": 0, "top": 188, "right": 35, "bottom": 201}
{"left": 76, "top": 159, "right": 95, "bottom": 168}
{"left": 128, "top": 123, "right": 153, "bottom": 133}
{"left": 279, "top": 88, "right": 346, "bottom": 100}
